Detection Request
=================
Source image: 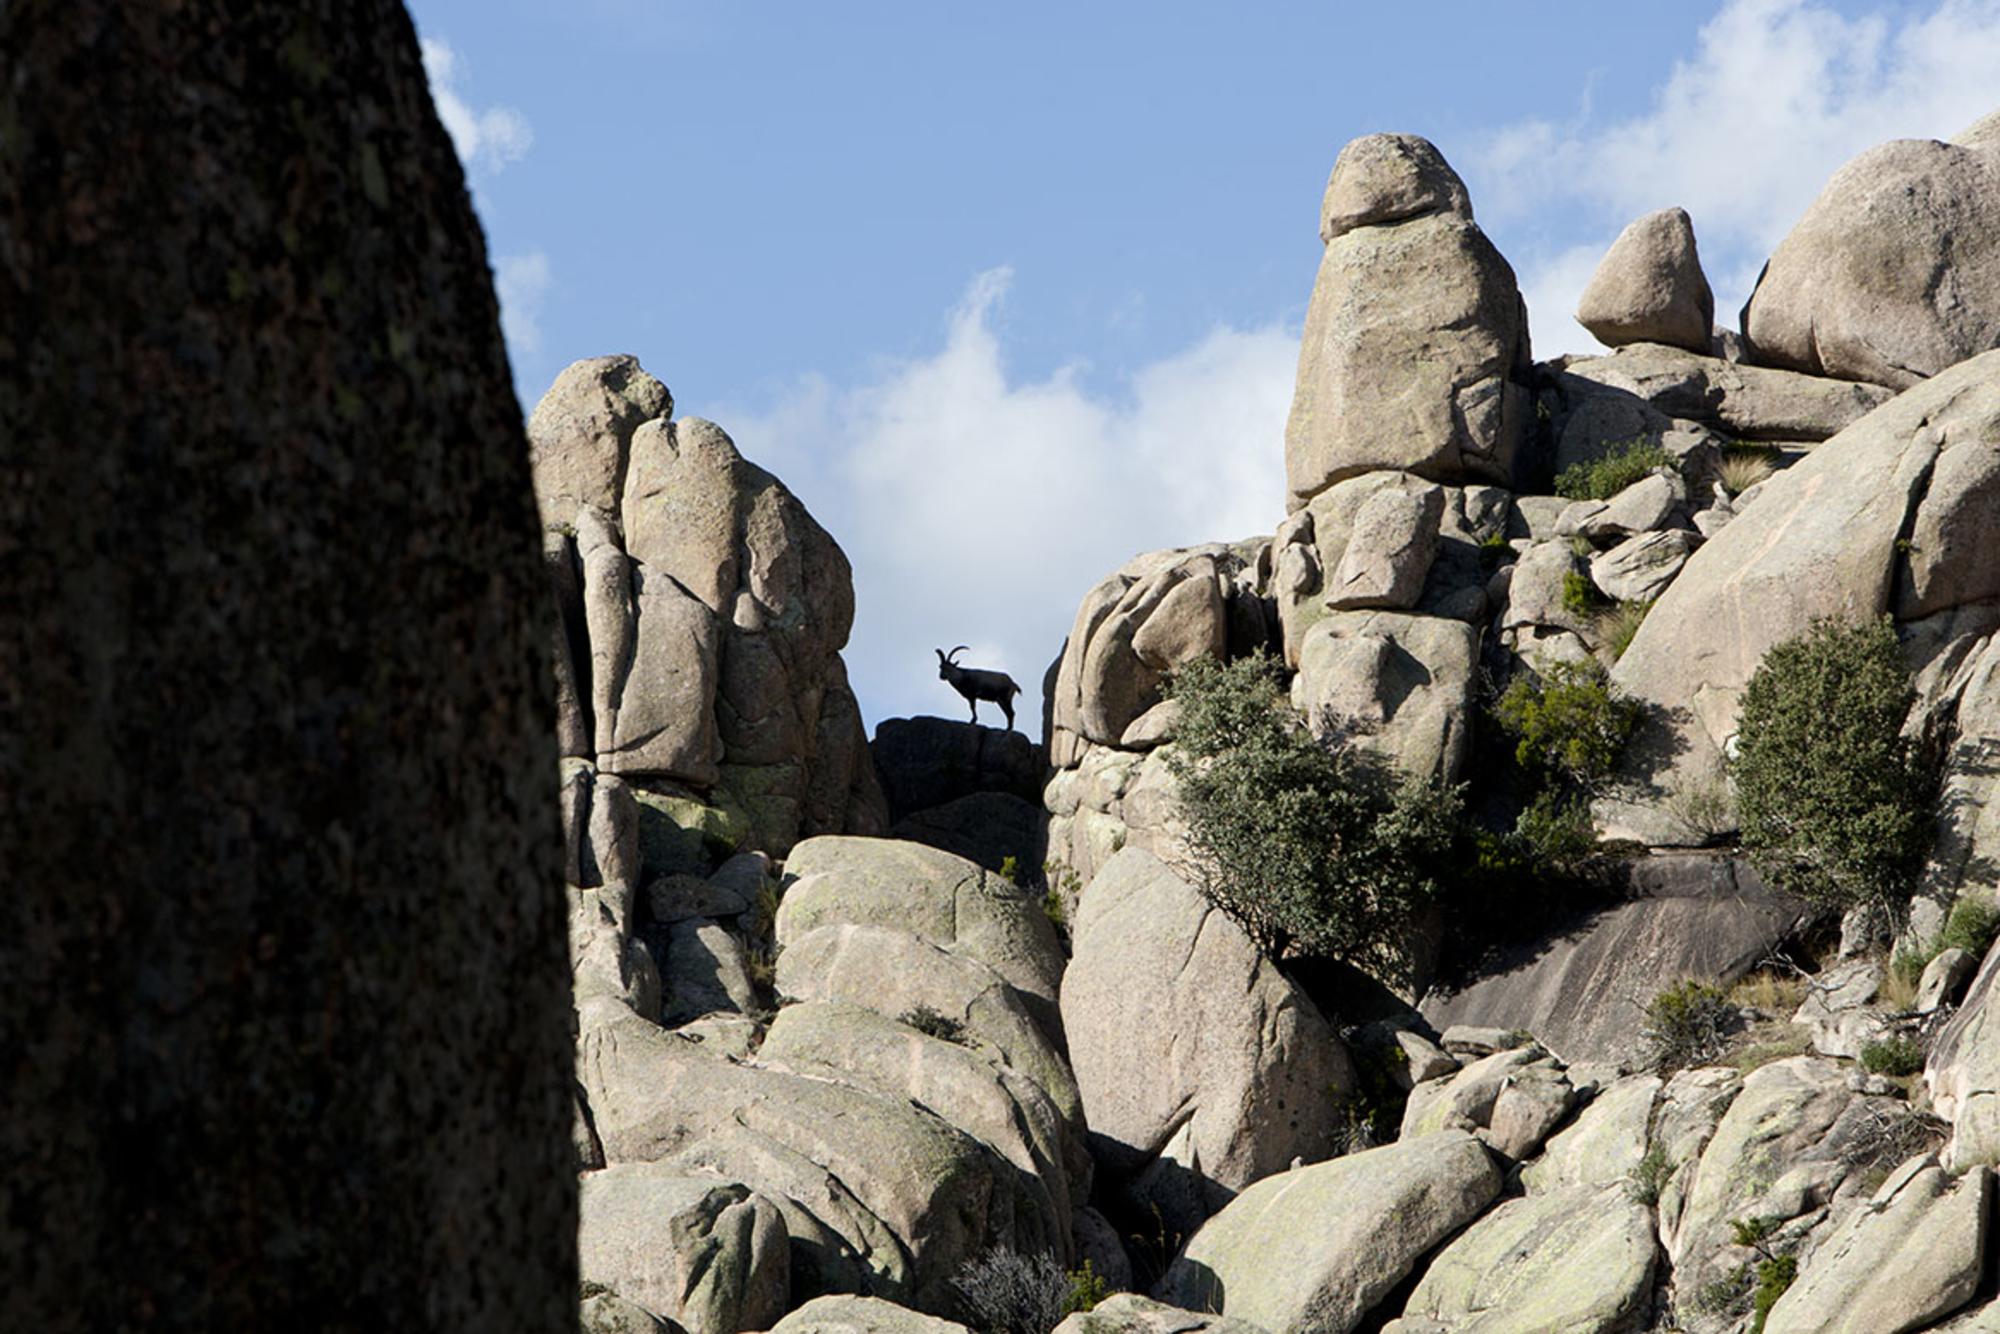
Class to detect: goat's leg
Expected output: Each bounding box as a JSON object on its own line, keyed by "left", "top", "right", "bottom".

{"left": 1001, "top": 696, "right": 1015, "bottom": 730}
{"left": 968, "top": 698, "right": 979, "bottom": 723}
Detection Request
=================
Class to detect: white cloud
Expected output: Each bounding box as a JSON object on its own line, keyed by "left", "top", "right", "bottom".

{"left": 420, "top": 37, "right": 533, "bottom": 174}
{"left": 1476, "top": 0, "right": 2000, "bottom": 357}
{"left": 717, "top": 268, "right": 1297, "bottom": 733}
{"left": 495, "top": 251, "right": 552, "bottom": 357}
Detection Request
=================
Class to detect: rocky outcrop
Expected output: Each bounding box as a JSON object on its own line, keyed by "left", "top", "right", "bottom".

{"left": 1575, "top": 207, "right": 1714, "bottom": 353}
{"left": 1053, "top": 1295, "right": 1266, "bottom": 1334}
{"left": 1286, "top": 134, "right": 1531, "bottom": 500}
{"left": 870, "top": 718, "right": 1048, "bottom": 872}
{"left": 1, "top": 4, "right": 575, "bottom": 1327}
{"left": 1744, "top": 134, "right": 2000, "bottom": 388}
{"left": 1420, "top": 855, "right": 1803, "bottom": 1064}
{"left": 531, "top": 358, "right": 889, "bottom": 859}
{"left": 578, "top": 1166, "right": 791, "bottom": 1334}
{"left": 1560, "top": 341, "right": 1892, "bottom": 444}
{"left": 1061, "top": 849, "right": 1353, "bottom": 1236}
{"left": 1604, "top": 350, "right": 2000, "bottom": 843}
{"left": 1763, "top": 1156, "right": 1989, "bottom": 1334}
{"left": 768, "top": 1297, "right": 972, "bottom": 1334}
{"left": 1926, "top": 926, "right": 2000, "bottom": 1168}
{"left": 1158, "top": 1133, "right": 1503, "bottom": 1334}
{"left": 1400, "top": 1044, "right": 1574, "bottom": 1161}
{"left": 1293, "top": 611, "right": 1478, "bottom": 783}
{"left": 1385, "top": 1185, "right": 1656, "bottom": 1333}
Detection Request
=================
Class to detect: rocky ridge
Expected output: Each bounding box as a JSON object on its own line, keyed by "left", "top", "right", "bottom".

{"left": 561, "top": 115, "right": 2000, "bottom": 1334}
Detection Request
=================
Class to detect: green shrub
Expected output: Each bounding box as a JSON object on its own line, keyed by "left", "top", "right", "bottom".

{"left": 1478, "top": 530, "right": 1514, "bottom": 569}
{"left": 901, "top": 1003, "right": 969, "bottom": 1045}
{"left": 1554, "top": 440, "right": 1678, "bottom": 500}
{"left": 1750, "top": 1255, "right": 1797, "bottom": 1334}
{"left": 1065, "top": 1261, "right": 1109, "bottom": 1317}
{"left": 1561, "top": 569, "right": 1603, "bottom": 619}
{"left": 1494, "top": 659, "right": 1640, "bottom": 793}
{"left": 1940, "top": 896, "right": 2000, "bottom": 960}
{"left": 1859, "top": 1034, "right": 1924, "bottom": 1076}
{"left": 1514, "top": 790, "right": 1600, "bottom": 870}
{"left": 1626, "top": 1146, "right": 1673, "bottom": 1206}
{"left": 1166, "top": 651, "right": 1462, "bottom": 978}
{"left": 1731, "top": 616, "right": 1934, "bottom": 914}
{"left": 950, "top": 1249, "right": 1071, "bottom": 1334}
{"left": 1645, "top": 980, "right": 1736, "bottom": 1072}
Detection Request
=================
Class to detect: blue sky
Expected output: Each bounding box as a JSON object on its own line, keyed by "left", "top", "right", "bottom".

{"left": 408, "top": 0, "right": 2000, "bottom": 734}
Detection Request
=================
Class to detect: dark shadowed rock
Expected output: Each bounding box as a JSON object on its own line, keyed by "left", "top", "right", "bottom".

{"left": 0, "top": 3, "right": 573, "bottom": 1328}
{"left": 871, "top": 717, "right": 1047, "bottom": 822}
{"left": 891, "top": 791, "right": 1050, "bottom": 874}
{"left": 1420, "top": 855, "right": 1804, "bottom": 1065}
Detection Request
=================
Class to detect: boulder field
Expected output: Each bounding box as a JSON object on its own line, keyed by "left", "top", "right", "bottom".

{"left": 551, "top": 117, "right": 2000, "bottom": 1334}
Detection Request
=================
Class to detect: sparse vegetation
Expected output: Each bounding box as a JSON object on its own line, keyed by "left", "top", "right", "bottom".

{"left": 1859, "top": 1034, "right": 1924, "bottom": 1076}
{"left": 901, "top": 1003, "right": 969, "bottom": 1045}
{"left": 950, "top": 1248, "right": 1078, "bottom": 1334}
{"left": 1554, "top": 439, "right": 1678, "bottom": 500}
{"left": 1750, "top": 1255, "right": 1798, "bottom": 1334}
{"left": 1718, "top": 447, "right": 1778, "bottom": 497}
{"left": 1165, "top": 651, "right": 1462, "bottom": 979}
{"left": 1732, "top": 616, "right": 1935, "bottom": 915}
{"left": 1594, "top": 599, "right": 1652, "bottom": 662}
{"left": 1940, "top": 895, "right": 2000, "bottom": 959}
{"left": 1561, "top": 569, "right": 1603, "bottom": 619}
{"left": 1626, "top": 1146, "right": 1673, "bottom": 1206}
{"left": 1644, "top": 979, "right": 1737, "bottom": 1072}
{"left": 1478, "top": 529, "right": 1514, "bottom": 569}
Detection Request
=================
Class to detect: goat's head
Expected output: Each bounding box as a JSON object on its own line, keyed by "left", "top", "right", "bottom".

{"left": 935, "top": 645, "right": 968, "bottom": 679}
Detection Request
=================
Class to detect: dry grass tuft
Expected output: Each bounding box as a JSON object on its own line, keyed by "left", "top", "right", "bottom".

{"left": 1718, "top": 450, "right": 1777, "bottom": 497}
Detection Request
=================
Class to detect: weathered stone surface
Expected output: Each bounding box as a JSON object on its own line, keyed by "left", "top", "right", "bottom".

{"left": 1061, "top": 849, "right": 1352, "bottom": 1235}
{"left": 1287, "top": 136, "right": 1529, "bottom": 501}
{"left": 1325, "top": 485, "right": 1446, "bottom": 610}
{"left": 1541, "top": 372, "right": 1729, "bottom": 482}
{"left": 1920, "top": 947, "right": 1978, "bottom": 1013}
{"left": 1292, "top": 611, "right": 1478, "bottom": 782}
{"left": 1562, "top": 341, "right": 1893, "bottom": 442}
{"left": 608, "top": 564, "right": 723, "bottom": 785}
{"left": 778, "top": 837, "right": 1064, "bottom": 1018}
{"left": 578, "top": 1165, "right": 789, "bottom": 1334}
{"left": 1927, "top": 924, "right": 2000, "bottom": 1168}
{"left": 776, "top": 923, "right": 1079, "bottom": 1122}
{"left": 1792, "top": 957, "right": 1888, "bottom": 1059}
{"left": 1591, "top": 528, "right": 1700, "bottom": 604}
{"left": 1744, "top": 136, "right": 2000, "bottom": 388}
{"left": 1043, "top": 744, "right": 1184, "bottom": 889}
{"left": 577, "top": 1005, "right": 1053, "bottom": 1308}
{"left": 762, "top": 1001, "right": 1084, "bottom": 1255}
{"left": 1576, "top": 207, "right": 1715, "bottom": 353}
{"left": 659, "top": 919, "right": 759, "bottom": 1025}
{"left": 1668, "top": 1057, "right": 1856, "bottom": 1305}
{"left": 583, "top": 1292, "right": 685, "bottom": 1334}
{"left": 0, "top": 5, "right": 575, "bottom": 1325}
{"left": 1388, "top": 1185, "right": 1657, "bottom": 1334}
{"left": 1421, "top": 855, "right": 1802, "bottom": 1065}
{"left": 1604, "top": 352, "right": 2000, "bottom": 844}
{"left": 529, "top": 353, "right": 672, "bottom": 527}
{"left": 1556, "top": 470, "right": 1685, "bottom": 540}
{"left": 1071, "top": 1207, "right": 1134, "bottom": 1294}
{"left": 1055, "top": 1295, "right": 1267, "bottom": 1334}
{"left": 1158, "top": 1133, "right": 1503, "bottom": 1334}
{"left": 1318, "top": 132, "right": 1472, "bottom": 240}
{"left": 871, "top": 717, "right": 1046, "bottom": 823}
{"left": 1402, "top": 1046, "right": 1573, "bottom": 1161}
{"left": 768, "top": 1296, "right": 972, "bottom": 1334}
{"left": 1501, "top": 540, "right": 1595, "bottom": 636}
{"left": 1050, "top": 547, "right": 1250, "bottom": 754}
{"left": 1764, "top": 1157, "right": 1990, "bottom": 1334}
{"left": 1522, "top": 1074, "right": 1662, "bottom": 1194}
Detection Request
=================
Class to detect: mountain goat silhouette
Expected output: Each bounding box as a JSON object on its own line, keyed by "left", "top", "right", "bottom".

{"left": 935, "top": 646, "right": 1021, "bottom": 731}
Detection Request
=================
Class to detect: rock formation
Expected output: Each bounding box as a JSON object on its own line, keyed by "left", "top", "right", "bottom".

{"left": 533, "top": 358, "right": 889, "bottom": 859}
{"left": 1, "top": 3, "right": 574, "bottom": 1328}
{"left": 1744, "top": 132, "right": 2000, "bottom": 388}
{"left": 1575, "top": 206, "right": 1715, "bottom": 353}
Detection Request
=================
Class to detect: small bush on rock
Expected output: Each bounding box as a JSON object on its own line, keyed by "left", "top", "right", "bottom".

{"left": 1561, "top": 569, "right": 1603, "bottom": 619}
{"left": 1940, "top": 895, "right": 2000, "bottom": 960}
{"left": 1859, "top": 1034, "right": 1924, "bottom": 1076}
{"left": 1595, "top": 599, "right": 1652, "bottom": 662}
{"left": 1495, "top": 659, "right": 1639, "bottom": 793}
{"left": 1644, "top": 979, "right": 1736, "bottom": 1072}
{"left": 1732, "top": 616, "right": 1935, "bottom": 915}
{"left": 1554, "top": 439, "right": 1678, "bottom": 500}
{"left": 951, "top": 1250, "right": 1106, "bottom": 1334}
{"left": 901, "top": 1003, "right": 969, "bottom": 1046}
{"left": 1626, "top": 1146, "right": 1673, "bottom": 1206}
{"left": 1166, "top": 651, "right": 1462, "bottom": 978}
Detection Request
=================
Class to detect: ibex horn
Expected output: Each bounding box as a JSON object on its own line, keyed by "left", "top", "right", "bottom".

{"left": 948, "top": 645, "right": 970, "bottom": 662}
